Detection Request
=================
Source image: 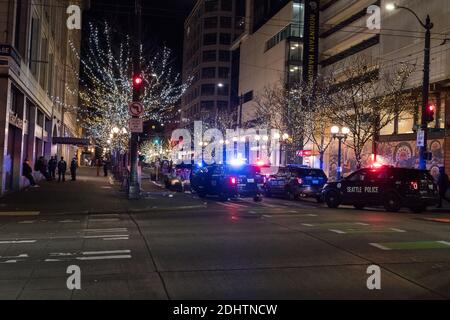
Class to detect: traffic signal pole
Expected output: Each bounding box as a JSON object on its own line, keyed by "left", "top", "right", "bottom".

{"left": 128, "top": 0, "right": 142, "bottom": 199}
{"left": 419, "top": 15, "right": 433, "bottom": 170}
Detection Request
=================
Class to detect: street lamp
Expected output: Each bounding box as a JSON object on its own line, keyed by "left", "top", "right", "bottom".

{"left": 331, "top": 126, "right": 349, "bottom": 181}
{"left": 386, "top": 3, "right": 434, "bottom": 170}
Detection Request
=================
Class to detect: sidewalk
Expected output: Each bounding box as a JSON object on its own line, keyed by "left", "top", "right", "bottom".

{"left": 0, "top": 167, "right": 205, "bottom": 216}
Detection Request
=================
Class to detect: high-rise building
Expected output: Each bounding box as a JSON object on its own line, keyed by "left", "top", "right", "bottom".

{"left": 181, "top": 0, "right": 246, "bottom": 126}
{"left": 0, "top": 0, "right": 84, "bottom": 194}
{"left": 231, "top": 0, "right": 309, "bottom": 125}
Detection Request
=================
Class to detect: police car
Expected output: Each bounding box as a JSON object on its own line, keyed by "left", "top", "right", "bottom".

{"left": 190, "top": 163, "right": 264, "bottom": 202}
{"left": 322, "top": 166, "right": 439, "bottom": 213}
{"left": 264, "top": 165, "right": 328, "bottom": 202}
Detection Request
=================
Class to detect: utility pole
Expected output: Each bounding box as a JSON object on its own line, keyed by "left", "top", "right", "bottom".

{"left": 128, "top": 0, "right": 142, "bottom": 199}
{"left": 419, "top": 15, "right": 433, "bottom": 170}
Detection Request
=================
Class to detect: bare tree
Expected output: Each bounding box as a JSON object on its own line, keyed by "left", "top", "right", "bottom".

{"left": 324, "top": 55, "right": 415, "bottom": 168}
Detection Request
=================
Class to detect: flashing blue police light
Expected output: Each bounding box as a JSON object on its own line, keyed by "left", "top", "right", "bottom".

{"left": 229, "top": 158, "right": 245, "bottom": 167}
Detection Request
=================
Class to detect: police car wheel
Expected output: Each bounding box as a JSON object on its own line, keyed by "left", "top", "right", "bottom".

{"left": 219, "top": 192, "right": 229, "bottom": 202}
{"left": 383, "top": 193, "right": 401, "bottom": 212}
{"left": 253, "top": 196, "right": 262, "bottom": 202}
{"left": 325, "top": 191, "right": 340, "bottom": 208}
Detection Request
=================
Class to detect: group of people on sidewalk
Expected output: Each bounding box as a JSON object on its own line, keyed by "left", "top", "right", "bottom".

{"left": 22, "top": 156, "right": 79, "bottom": 187}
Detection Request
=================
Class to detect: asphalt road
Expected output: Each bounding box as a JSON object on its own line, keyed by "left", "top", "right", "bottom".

{"left": 0, "top": 189, "right": 449, "bottom": 300}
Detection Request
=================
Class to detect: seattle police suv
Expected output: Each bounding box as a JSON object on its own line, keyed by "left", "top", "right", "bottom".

{"left": 190, "top": 163, "right": 264, "bottom": 202}
{"left": 264, "top": 165, "right": 328, "bottom": 202}
{"left": 321, "top": 166, "right": 439, "bottom": 213}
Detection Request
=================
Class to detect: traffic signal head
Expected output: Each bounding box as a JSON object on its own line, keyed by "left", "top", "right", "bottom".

{"left": 425, "top": 104, "right": 435, "bottom": 123}
{"left": 132, "top": 75, "right": 143, "bottom": 88}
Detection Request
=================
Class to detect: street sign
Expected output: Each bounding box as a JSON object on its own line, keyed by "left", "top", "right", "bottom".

{"left": 416, "top": 129, "right": 425, "bottom": 147}
{"left": 129, "top": 118, "right": 143, "bottom": 133}
{"left": 128, "top": 102, "right": 145, "bottom": 117}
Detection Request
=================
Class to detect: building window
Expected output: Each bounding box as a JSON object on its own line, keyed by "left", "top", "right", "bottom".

{"left": 218, "top": 67, "right": 229, "bottom": 79}
{"left": 205, "top": 0, "right": 218, "bottom": 12}
{"left": 202, "top": 67, "right": 216, "bottom": 79}
{"left": 220, "top": 16, "right": 232, "bottom": 28}
{"left": 203, "top": 33, "right": 217, "bottom": 45}
{"left": 204, "top": 17, "right": 218, "bottom": 29}
{"left": 217, "top": 84, "right": 229, "bottom": 96}
{"left": 201, "top": 84, "right": 216, "bottom": 96}
{"left": 219, "top": 33, "right": 231, "bottom": 45}
{"left": 289, "top": 42, "right": 303, "bottom": 61}
{"left": 288, "top": 65, "right": 302, "bottom": 83}
{"left": 29, "top": 17, "right": 40, "bottom": 76}
{"left": 219, "top": 50, "right": 230, "bottom": 62}
{"left": 203, "top": 50, "right": 217, "bottom": 62}
{"left": 221, "top": 0, "right": 232, "bottom": 11}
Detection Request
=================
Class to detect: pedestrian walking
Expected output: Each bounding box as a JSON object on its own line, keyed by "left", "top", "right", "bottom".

{"left": 22, "top": 158, "right": 38, "bottom": 187}
{"left": 48, "top": 156, "right": 57, "bottom": 180}
{"left": 58, "top": 157, "right": 67, "bottom": 182}
{"left": 437, "top": 167, "right": 450, "bottom": 208}
{"left": 70, "top": 157, "right": 78, "bottom": 181}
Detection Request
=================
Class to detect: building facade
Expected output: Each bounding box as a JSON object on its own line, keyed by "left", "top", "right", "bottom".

{"left": 232, "top": 0, "right": 450, "bottom": 178}
{"left": 0, "top": 0, "right": 83, "bottom": 195}
{"left": 181, "top": 0, "right": 246, "bottom": 127}
{"left": 316, "top": 0, "right": 450, "bottom": 179}
{"left": 232, "top": 0, "right": 305, "bottom": 125}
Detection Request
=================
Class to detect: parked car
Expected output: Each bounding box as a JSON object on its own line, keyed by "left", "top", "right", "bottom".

{"left": 264, "top": 165, "right": 328, "bottom": 202}
{"left": 322, "top": 166, "right": 439, "bottom": 213}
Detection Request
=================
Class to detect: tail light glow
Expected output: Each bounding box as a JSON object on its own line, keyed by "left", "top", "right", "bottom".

{"left": 230, "top": 177, "right": 237, "bottom": 185}
{"left": 410, "top": 181, "right": 419, "bottom": 190}
{"left": 297, "top": 178, "right": 303, "bottom": 184}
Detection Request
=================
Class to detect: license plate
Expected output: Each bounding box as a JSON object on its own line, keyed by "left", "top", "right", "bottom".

{"left": 428, "top": 184, "right": 434, "bottom": 190}
{"left": 312, "top": 180, "right": 319, "bottom": 184}
{"left": 238, "top": 184, "right": 246, "bottom": 187}
{"left": 247, "top": 179, "right": 254, "bottom": 183}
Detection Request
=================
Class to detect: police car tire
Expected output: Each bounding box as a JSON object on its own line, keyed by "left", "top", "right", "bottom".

{"left": 383, "top": 193, "right": 401, "bottom": 212}
{"left": 219, "top": 192, "right": 229, "bottom": 202}
{"left": 325, "top": 191, "right": 340, "bottom": 208}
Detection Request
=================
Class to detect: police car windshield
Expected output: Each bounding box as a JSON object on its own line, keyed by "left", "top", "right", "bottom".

{"left": 292, "top": 169, "right": 326, "bottom": 177}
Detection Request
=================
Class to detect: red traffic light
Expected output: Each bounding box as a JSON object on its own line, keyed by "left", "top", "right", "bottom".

{"left": 425, "top": 104, "right": 435, "bottom": 123}
{"left": 132, "top": 75, "right": 143, "bottom": 87}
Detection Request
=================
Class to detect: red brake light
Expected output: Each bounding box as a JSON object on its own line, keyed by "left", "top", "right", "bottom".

{"left": 230, "top": 177, "right": 237, "bottom": 185}
{"left": 297, "top": 178, "right": 303, "bottom": 184}
{"left": 410, "top": 181, "right": 418, "bottom": 190}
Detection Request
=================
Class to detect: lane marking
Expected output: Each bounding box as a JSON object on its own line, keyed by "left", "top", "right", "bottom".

{"left": 370, "top": 243, "right": 392, "bottom": 250}
{"left": 82, "top": 250, "right": 131, "bottom": 255}
{"left": 0, "top": 212, "right": 40, "bottom": 216}
{"left": 329, "top": 229, "right": 347, "bottom": 234}
{"left": 82, "top": 234, "right": 129, "bottom": 239}
{"left": 77, "top": 255, "right": 132, "bottom": 261}
{"left": 83, "top": 228, "right": 128, "bottom": 233}
{"left": 370, "top": 241, "right": 450, "bottom": 250}
{"left": 0, "top": 240, "right": 37, "bottom": 244}
{"left": 89, "top": 218, "right": 120, "bottom": 222}
{"left": 103, "top": 237, "right": 129, "bottom": 241}
{"left": 59, "top": 220, "right": 81, "bottom": 223}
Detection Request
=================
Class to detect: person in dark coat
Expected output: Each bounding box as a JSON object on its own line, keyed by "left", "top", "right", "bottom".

{"left": 22, "top": 158, "right": 38, "bottom": 187}
{"left": 48, "top": 156, "right": 57, "bottom": 180}
{"left": 58, "top": 157, "right": 67, "bottom": 182}
{"left": 437, "top": 167, "right": 450, "bottom": 208}
{"left": 38, "top": 156, "right": 51, "bottom": 181}
{"left": 70, "top": 157, "right": 78, "bottom": 181}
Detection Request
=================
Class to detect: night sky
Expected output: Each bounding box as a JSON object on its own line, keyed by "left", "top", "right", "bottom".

{"left": 85, "top": 0, "right": 196, "bottom": 70}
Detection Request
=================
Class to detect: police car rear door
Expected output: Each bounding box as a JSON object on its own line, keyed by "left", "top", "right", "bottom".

{"left": 341, "top": 169, "right": 370, "bottom": 203}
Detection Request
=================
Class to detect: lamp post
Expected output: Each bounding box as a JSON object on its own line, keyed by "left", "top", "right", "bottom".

{"left": 331, "top": 126, "right": 349, "bottom": 181}
{"left": 386, "top": 3, "right": 433, "bottom": 170}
